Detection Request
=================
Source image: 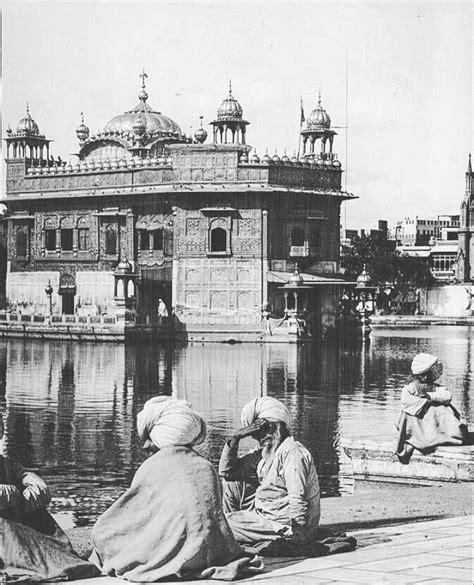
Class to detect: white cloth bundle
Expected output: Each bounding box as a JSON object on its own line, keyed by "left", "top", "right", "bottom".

{"left": 241, "top": 397, "right": 291, "bottom": 428}
{"left": 137, "top": 396, "right": 206, "bottom": 449}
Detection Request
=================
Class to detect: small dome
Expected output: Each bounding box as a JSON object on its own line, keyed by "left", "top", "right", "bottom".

{"left": 76, "top": 113, "right": 90, "bottom": 143}
{"left": 194, "top": 116, "right": 208, "bottom": 143}
{"left": 272, "top": 151, "right": 281, "bottom": 163}
{"left": 356, "top": 265, "right": 373, "bottom": 288}
{"left": 16, "top": 105, "right": 40, "bottom": 136}
{"left": 262, "top": 151, "right": 272, "bottom": 164}
{"left": 217, "top": 81, "right": 243, "bottom": 120}
{"left": 288, "top": 265, "right": 304, "bottom": 286}
{"left": 251, "top": 150, "right": 260, "bottom": 164}
{"left": 281, "top": 151, "right": 290, "bottom": 163}
{"left": 115, "top": 259, "right": 133, "bottom": 274}
{"left": 307, "top": 93, "right": 331, "bottom": 130}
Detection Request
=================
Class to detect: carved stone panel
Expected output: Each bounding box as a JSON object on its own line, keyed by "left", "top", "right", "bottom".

{"left": 237, "top": 290, "right": 252, "bottom": 309}
{"left": 210, "top": 291, "right": 227, "bottom": 310}
{"left": 186, "top": 218, "right": 203, "bottom": 237}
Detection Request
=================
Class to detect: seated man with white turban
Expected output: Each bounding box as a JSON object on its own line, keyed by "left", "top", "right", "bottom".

{"left": 219, "top": 397, "right": 320, "bottom": 555}
{"left": 89, "top": 396, "right": 263, "bottom": 582}
{"left": 396, "top": 353, "right": 469, "bottom": 463}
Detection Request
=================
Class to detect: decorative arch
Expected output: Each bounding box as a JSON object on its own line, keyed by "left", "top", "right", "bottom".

{"left": 77, "top": 215, "right": 90, "bottom": 228}
{"left": 44, "top": 216, "right": 57, "bottom": 229}
{"left": 60, "top": 216, "right": 74, "bottom": 229}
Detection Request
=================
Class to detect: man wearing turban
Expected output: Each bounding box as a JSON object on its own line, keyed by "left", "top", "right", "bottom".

{"left": 90, "top": 396, "right": 263, "bottom": 581}
{"left": 219, "top": 396, "right": 320, "bottom": 555}
{"left": 0, "top": 409, "right": 99, "bottom": 581}
{"left": 396, "top": 353, "right": 468, "bottom": 463}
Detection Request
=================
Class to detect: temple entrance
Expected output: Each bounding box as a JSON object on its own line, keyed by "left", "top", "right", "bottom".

{"left": 138, "top": 266, "right": 172, "bottom": 323}
{"left": 62, "top": 294, "right": 75, "bottom": 315}
{"left": 59, "top": 274, "right": 76, "bottom": 315}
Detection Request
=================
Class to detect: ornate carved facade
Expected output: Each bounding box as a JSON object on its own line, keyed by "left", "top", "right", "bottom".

{"left": 4, "top": 74, "right": 355, "bottom": 330}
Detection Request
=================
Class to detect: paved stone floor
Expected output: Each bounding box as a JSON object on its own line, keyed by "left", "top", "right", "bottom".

{"left": 62, "top": 515, "right": 473, "bottom": 584}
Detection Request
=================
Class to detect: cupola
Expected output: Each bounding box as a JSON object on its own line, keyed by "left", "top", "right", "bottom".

{"left": 210, "top": 80, "right": 249, "bottom": 145}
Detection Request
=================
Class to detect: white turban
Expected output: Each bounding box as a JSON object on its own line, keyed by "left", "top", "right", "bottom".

{"left": 411, "top": 353, "right": 438, "bottom": 376}
{"left": 241, "top": 397, "right": 291, "bottom": 428}
{"left": 137, "top": 396, "right": 206, "bottom": 449}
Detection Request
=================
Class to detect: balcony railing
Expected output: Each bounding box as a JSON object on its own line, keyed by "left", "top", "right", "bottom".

{"left": 0, "top": 312, "right": 133, "bottom": 327}
{"left": 289, "top": 243, "right": 309, "bottom": 257}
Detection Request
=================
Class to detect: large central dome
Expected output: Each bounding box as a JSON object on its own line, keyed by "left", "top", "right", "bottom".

{"left": 103, "top": 71, "right": 184, "bottom": 139}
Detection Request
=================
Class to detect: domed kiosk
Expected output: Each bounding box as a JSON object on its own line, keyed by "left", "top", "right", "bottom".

{"left": 300, "top": 93, "right": 336, "bottom": 160}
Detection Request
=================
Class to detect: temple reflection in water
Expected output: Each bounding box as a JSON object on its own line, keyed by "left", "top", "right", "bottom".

{"left": 1, "top": 326, "right": 473, "bottom": 526}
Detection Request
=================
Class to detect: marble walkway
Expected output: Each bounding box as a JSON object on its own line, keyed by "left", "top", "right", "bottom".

{"left": 61, "top": 514, "right": 473, "bottom": 584}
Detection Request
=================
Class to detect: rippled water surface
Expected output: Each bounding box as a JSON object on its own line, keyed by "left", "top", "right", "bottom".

{"left": 1, "top": 326, "right": 472, "bottom": 527}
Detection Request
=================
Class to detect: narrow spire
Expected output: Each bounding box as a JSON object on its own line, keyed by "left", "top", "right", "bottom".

{"left": 81, "top": 112, "right": 84, "bottom": 124}
{"left": 139, "top": 68, "right": 148, "bottom": 90}
{"left": 26, "top": 101, "right": 30, "bottom": 115}
{"left": 138, "top": 68, "right": 149, "bottom": 103}
{"left": 468, "top": 153, "right": 472, "bottom": 173}
{"left": 199, "top": 115, "right": 204, "bottom": 129}
{"left": 318, "top": 91, "right": 322, "bottom": 106}
{"left": 229, "top": 78, "right": 232, "bottom": 96}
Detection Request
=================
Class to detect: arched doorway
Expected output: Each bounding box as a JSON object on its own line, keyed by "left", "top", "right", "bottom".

{"left": 59, "top": 273, "right": 76, "bottom": 315}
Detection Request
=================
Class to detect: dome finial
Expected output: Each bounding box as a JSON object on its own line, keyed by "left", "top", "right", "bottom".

{"left": 318, "top": 91, "right": 321, "bottom": 106}
{"left": 194, "top": 115, "right": 208, "bottom": 143}
{"left": 138, "top": 68, "right": 149, "bottom": 102}
{"left": 468, "top": 153, "right": 472, "bottom": 173}
{"left": 76, "top": 111, "right": 90, "bottom": 144}
{"left": 229, "top": 78, "right": 232, "bottom": 96}
{"left": 140, "top": 68, "right": 148, "bottom": 90}
{"left": 26, "top": 101, "right": 30, "bottom": 115}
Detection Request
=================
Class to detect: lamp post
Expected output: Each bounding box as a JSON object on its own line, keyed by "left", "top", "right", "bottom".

{"left": 354, "top": 265, "right": 377, "bottom": 338}
{"left": 45, "top": 280, "right": 53, "bottom": 318}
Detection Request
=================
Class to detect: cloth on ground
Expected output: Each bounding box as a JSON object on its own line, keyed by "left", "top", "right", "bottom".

{"left": 89, "top": 446, "right": 263, "bottom": 582}
{"left": 0, "top": 455, "right": 98, "bottom": 582}
{"left": 0, "top": 516, "right": 100, "bottom": 583}
{"left": 395, "top": 403, "right": 467, "bottom": 455}
{"left": 243, "top": 532, "right": 357, "bottom": 558}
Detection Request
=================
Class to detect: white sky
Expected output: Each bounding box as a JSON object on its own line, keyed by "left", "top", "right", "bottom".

{"left": 2, "top": 0, "right": 472, "bottom": 230}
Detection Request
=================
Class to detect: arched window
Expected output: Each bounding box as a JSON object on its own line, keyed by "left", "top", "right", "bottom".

{"left": 210, "top": 227, "right": 226, "bottom": 252}
{"left": 16, "top": 230, "right": 27, "bottom": 257}
{"left": 105, "top": 225, "right": 117, "bottom": 255}
{"left": 291, "top": 228, "right": 305, "bottom": 247}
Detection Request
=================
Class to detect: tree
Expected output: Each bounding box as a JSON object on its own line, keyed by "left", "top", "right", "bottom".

{"left": 341, "top": 234, "right": 434, "bottom": 313}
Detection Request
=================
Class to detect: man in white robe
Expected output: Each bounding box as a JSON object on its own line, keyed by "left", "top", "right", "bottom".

{"left": 219, "top": 397, "right": 320, "bottom": 553}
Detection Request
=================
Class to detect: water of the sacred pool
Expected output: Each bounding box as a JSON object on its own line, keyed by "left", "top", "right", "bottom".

{"left": 1, "top": 326, "right": 472, "bottom": 528}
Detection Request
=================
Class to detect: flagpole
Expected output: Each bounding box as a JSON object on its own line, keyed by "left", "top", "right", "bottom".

{"left": 298, "top": 96, "right": 304, "bottom": 159}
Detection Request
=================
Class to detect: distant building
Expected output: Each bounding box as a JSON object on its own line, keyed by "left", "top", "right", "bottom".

{"left": 395, "top": 215, "right": 459, "bottom": 246}
{"left": 457, "top": 154, "right": 474, "bottom": 282}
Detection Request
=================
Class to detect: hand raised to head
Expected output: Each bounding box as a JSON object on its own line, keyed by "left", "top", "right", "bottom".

{"left": 233, "top": 418, "right": 268, "bottom": 441}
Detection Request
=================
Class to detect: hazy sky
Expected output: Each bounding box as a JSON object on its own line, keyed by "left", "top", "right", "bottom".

{"left": 2, "top": 1, "right": 472, "bottom": 229}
